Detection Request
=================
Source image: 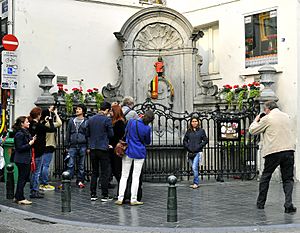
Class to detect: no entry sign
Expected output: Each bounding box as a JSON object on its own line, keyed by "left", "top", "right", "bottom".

{"left": 2, "top": 34, "right": 19, "bottom": 51}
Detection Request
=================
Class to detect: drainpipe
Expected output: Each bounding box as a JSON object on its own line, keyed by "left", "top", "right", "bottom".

{"left": 7, "top": 0, "right": 15, "bottom": 129}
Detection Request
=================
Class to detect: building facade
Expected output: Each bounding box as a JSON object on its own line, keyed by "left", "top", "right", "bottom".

{"left": 1, "top": 0, "right": 300, "bottom": 179}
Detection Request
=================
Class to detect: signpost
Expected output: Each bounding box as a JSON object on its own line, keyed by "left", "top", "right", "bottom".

{"left": 1, "top": 51, "right": 18, "bottom": 89}
{"left": 2, "top": 34, "right": 19, "bottom": 51}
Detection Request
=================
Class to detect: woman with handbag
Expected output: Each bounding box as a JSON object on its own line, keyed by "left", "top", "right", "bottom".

{"left": 183, "top": 116, "right": 208, "bottom": 189}
{"left": 13, "top": 116, "right": 36, "bottom": 205}
{"left": 115, "top": 110, "right": 155, "bottom": 206}
{"left": 109, "top": 105, "right": 126, "bottom": 185}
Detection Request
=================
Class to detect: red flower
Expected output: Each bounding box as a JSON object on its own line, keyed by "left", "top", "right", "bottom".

{"left": 57, "top": 83, "right": 63, "bottom": 87}
{"left": 242, "top": 84, "right": 247, "bottom": 88}
{"left": 93, "top": 88, "right": 99, "bottom": 91}
{"left": 72, "top": 87, "right": 79, "bottom": 91}
{"left": 254, "top": 82, "right": 260, "bottom": 86}
{"left": 87, "top": 89, "right": 93, "bottom": 93}
{"left": 240, "top": 129, "right": 245, "bottom": 136}
{"left": 248, "top": 83, "right": 252, "bottom": 87}
{"left": 233, "top": 85, "right": 239, "bottom": 89}
{"left": 64, "top": 88, "right": 68, "bottom": 92}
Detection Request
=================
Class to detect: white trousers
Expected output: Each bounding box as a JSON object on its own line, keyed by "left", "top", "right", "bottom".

{"left": 118, "top": 155, "right": 144, "bottom": 202}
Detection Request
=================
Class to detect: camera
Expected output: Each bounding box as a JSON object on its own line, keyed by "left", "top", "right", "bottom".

{"left": 260, "top": 112, "right": 266, "bottom": 118}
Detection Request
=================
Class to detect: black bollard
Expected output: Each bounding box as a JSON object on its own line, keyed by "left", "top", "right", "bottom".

{"left": 61, "top": 171, "right": 71, "bottom": 212}
{"left": 167, "top": 175, "right": 177, "bottom": 222}
{"left": 6, "top": 163, "right": 14, "bottom": 199}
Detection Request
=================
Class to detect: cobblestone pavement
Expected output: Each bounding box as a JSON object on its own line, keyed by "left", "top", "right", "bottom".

{"left": 1, "top": 179, "right": 300, "bottom": 233}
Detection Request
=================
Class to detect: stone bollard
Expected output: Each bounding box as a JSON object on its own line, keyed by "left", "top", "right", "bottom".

{"left": 167, "top": 175, "right": 177, "bottom": 222}
{"left": 6, "top": 163, "right": 14, "bottom": 199}
{"left": 61, "top": 171, "right": 71, "bottom": 212}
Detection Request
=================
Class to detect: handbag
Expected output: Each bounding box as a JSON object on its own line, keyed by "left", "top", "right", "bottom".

{"left": 31, "top": 148, "right": 36, "bottom": 172}
{"left": 114, "top": 120, "right": 133, "bottom": 157}
{"left": 114, "top": 140, "right": 128, "bottom": 157}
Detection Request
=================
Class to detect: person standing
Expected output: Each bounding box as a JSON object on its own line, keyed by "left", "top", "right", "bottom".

{"left": 13, "top": 116, "right": 36, "bottom": 205}
{"left": 28, "top": 107, "right": 54, "bottom": 198}
{"left": 249, "top": 100, "right": 296, "bottom": 213}
{"left": 40, "top": 106, "right": 62, "bottom": 191}
{"left": 183, "top": 116, "right": 208, "bottom": 189}
{"left": 87, "top": 101, "right": 114, "bottom": 201}
{"left": 121, "top": 96, "right": 138, "bottom": 121}
{"left": 109, "top": 105, "right": 126, "bottom": 186}
{"left": 66, "top": 104, "right": 88, "bottom": 188}
{"left": 115, "top": 110, "right": 154, "bottom": 206}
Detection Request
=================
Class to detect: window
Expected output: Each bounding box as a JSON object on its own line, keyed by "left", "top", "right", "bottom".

{"left": 197, "top": 24, "right": 219, "bottom": 76}
{"left": 244, "top": 10, "right": 277, "bottom": 68}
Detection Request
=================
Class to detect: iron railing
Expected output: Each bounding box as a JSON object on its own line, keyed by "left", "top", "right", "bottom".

{"left": 53, "top": 99, "right": 260, "bottom": 182}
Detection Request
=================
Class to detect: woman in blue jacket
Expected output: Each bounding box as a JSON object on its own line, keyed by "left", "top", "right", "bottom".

{"left": 115, "top": 110, "right": 154, "bottom": 205}
{"left": 183, "top": 116, "right": 208, "bottom": 189}
{"left": 13, "top": 116, "right": 36, "bottom": 204}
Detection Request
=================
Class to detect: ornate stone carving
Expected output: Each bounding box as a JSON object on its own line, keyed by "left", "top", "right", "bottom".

{"left": 101, "top": 57, "right": 123, "bottom": 102}
{"left": 134, "top": 23, "right": 183, "bottom": 50}
{"left": 196, "top": 54, "right": 218, "bottom": 96}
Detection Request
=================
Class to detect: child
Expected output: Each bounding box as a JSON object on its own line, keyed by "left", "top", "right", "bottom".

{"left": 183, "top": 116, "right": 208, "bottom": 189}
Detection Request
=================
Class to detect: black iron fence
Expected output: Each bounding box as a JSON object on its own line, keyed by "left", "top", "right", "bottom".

{"left": 53, "top": 99, "right": 260, "bottom": 182}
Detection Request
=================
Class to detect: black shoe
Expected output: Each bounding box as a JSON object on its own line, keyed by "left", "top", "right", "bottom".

{"left": 101, "top": 196, "right": 113, "bottom": 202}
{"left": 285, "top": 205, "right": 297, "bottom": 214}
{"left": 30, "top": 191, "right": 44, "bottom": 199}
{"left": 91, "top": 195, "right": 98, "bottom": 201}
{"left": 256, "top": 204, "right": 264, "bottom": 209}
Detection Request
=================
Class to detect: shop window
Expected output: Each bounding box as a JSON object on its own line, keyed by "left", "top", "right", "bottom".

{"left": 197, "top": 24, "right": 219, "bottom": 76}
{"left": 244, "top": 10, "right": 277, "bottom": 68}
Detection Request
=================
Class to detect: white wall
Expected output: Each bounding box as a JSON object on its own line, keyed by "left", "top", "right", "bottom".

{"left": 14, "top": 0, "right": 140, "bottom": 116}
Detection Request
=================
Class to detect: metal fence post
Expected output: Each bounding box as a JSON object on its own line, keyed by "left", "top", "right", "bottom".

{"left": 167, "top": 175, "right": 177, "bottom": 222}
{"left": 61, "top": 171, "right": 71, "bottom": 212}
{"left": 6, "top": 163, "right": 14, "bottom": 199}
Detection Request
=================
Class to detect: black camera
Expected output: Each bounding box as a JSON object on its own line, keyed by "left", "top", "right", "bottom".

{"left": 260, "top": 112, "right": 266, "bottom": 118}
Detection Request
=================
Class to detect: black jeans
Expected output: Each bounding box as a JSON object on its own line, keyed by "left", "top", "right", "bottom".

{"left": 257, "top": 150, "right": 294, "bottom": 208}
{"left": 90, "top": 149, "right": 111, "bottom": 197}
{"left": 15, "top": 162, "right": 31, "bottom": 201}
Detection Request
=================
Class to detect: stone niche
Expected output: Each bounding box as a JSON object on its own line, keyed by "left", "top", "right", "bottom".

{"left": 104, "top": 7, "right": 203, "bottom": 113}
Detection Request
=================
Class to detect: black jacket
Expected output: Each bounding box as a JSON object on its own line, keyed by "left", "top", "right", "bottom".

{"left": 109, "top": 120, "right": 126, "bottom": 148}
{"left": 14, "top": 128, "right": 32, "bottom": 164}
{"left": 66, "top": 117, "right": 88, "bottom": 148}
{"left": 29, "top": 120, "right": 55, "bottom": 157}
{"left": 183, "top": 128, "right": 208, "bottom": 153}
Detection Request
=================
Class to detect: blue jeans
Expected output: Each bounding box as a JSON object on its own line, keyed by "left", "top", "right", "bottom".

{"left": 31, "top": 156, "right": 43, "bottom": 191}
{"left": 67, "top": 146, "right": 86, "bottom": 182}
{"left": 41, "top": 152, "right": 53, "bottom": 185}
{"left": 189, "top": 152, "right": 201, "bottom": 185}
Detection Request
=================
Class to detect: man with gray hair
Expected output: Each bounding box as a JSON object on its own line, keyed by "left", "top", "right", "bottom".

{"left": 249, "top": 100, "right": 296, "bottom": 213}
{"left": 121, "top": 96, "right": 139, "bottom": 121}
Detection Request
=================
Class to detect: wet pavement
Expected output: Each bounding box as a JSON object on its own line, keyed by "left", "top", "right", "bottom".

{"left": 1, "top": 179, "right": 300, "bottom": 231}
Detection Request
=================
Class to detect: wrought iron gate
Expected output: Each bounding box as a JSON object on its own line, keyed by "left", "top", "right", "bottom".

{"left": 53, "top": 99, "right": 260, "bottom": 182}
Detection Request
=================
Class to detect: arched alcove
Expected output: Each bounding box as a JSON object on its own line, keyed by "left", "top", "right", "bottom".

{"left": 108, "top": 7, "right": 203, "bottom": 112}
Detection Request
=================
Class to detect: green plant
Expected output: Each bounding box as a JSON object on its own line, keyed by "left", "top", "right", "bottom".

{"left": 248, "top": 82, "right": 260, "bottom": 99}
{"left": 234, "top": 84, "right": 248, "bottom": 110}
{"left": 65, "top": 93, "right": 73, "bottom": 115}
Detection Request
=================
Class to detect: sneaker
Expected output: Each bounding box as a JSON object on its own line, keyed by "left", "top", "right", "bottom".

{"left": 130, "top": 201, "right": 144, "bottom": 206}
{"left": 91, "top": 195, "right": 98, "bottom": 201}
{"left": 101, "top": 196, "right": 113, "bottom": 202}
{"left": 17, "top": 199, "right": 32, "bottom": 205}
{"left": 30, "top": 191, "right": 44, "bottom": 199}
{"left": 78, "top": 182, "right": 85, "bottom": 189}
{"left": 285, "top": 205, "right": 297, "bottom": 214}
{"left": 40, "top": 184, "right": 55, "bottom": 191}
{"left": 115, "top": 200, "right": 123, "bottom": 205}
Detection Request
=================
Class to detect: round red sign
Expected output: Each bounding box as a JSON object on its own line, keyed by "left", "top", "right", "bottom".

{"left": 2, "top": 34, "right": 19, "bottom": 51}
